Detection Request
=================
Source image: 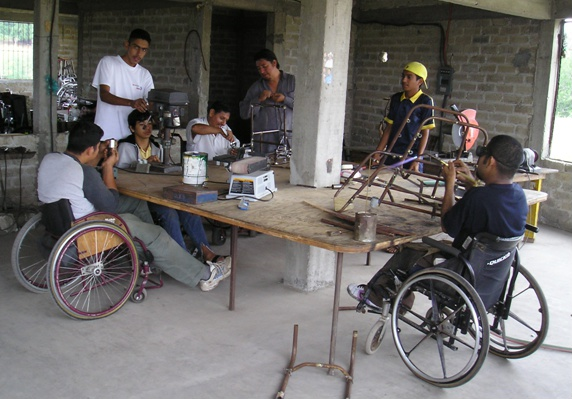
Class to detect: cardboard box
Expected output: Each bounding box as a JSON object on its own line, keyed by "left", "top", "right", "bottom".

{"left": 163, "top": 184, "right": 218, "bottom": 204}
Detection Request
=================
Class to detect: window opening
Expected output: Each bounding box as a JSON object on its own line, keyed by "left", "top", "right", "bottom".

{"left": 0, "top": 20, "right": 33, "bottom": 80}
{"left": 550, "top": 19, "right": 572, "bottom": 162}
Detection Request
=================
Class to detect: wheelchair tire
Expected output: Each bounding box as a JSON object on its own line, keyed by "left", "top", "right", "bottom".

{"left": 47, "top": 220, "right": 139, "bottom": 320}
{"left": 365, "top": 318, "right": 388, "bottom": 355}
{"left": 391, "top": 268, "right": 489, "bottom": 388}
{"left": 130, "top": 288, "right": 147, "bottom": 303}
{"left": 11, "top": 213, "right": 50, "bottom": 293}
{"left": 487, "top": 265, "right": 549, "bottom": 359}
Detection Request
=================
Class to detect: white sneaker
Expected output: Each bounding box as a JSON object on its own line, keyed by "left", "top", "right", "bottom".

{"left": 199, "top": 257, "right": 232, "bottom": 292}
{"left": 347, "top": 283, "right": 382, "bottom": 310}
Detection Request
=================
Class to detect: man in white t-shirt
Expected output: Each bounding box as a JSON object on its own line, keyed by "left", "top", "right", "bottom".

{"left": 92, "top": 29, "right": 154, "bottom": 141}
{"left": 186, "top": 101, "right": 240, "bottom": 160}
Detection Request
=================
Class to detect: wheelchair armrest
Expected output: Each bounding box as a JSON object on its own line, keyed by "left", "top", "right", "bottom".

{"left": 525, "top": 223, "right": 539, "bottom": 233}
{"left": 422, "top": 236, "right": 460, "bottom": 258}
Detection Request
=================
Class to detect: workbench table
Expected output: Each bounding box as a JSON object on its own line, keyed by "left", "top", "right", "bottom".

{"left": 514, "top": 168, "right": 558, "bottom": 241}
{"left": 116, "top": 165, "right": 443, "bottom": 370}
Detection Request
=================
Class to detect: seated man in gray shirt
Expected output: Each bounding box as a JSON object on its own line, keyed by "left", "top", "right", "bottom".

{"left": 37, "top": 120, "right": 231, "bottom": 292}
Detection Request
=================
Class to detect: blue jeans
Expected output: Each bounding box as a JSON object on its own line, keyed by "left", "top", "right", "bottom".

{"left": 148, "top": 203, "right": 209, "bottom": 255}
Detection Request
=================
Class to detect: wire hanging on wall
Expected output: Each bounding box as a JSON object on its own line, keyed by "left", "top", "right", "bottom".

{"left": 184, "top": 29, "right": 208, "bottom": 83}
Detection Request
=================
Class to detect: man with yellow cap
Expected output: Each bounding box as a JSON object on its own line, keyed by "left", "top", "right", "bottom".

{"left": 373, "top": 61, "right": 435, "bottom": 172}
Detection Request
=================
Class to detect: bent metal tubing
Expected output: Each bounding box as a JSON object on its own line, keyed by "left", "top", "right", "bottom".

{"left": 333, "top": 105, "right": 489, "bottom": 215}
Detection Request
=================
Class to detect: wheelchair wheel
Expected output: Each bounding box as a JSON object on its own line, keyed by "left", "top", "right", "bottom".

{"left": 365, "top": 317, "right": 388, "bottom": 355}
{"left": 391, "top": 268, "right": 489, "bottom": 387}
{"left": 487, "top": 265, "right": 549, "bottom": 359}
{"left": 47, "top": 221, "right": 139, "bottom": 320}
{"left": 11, "top": 213, "right": 51, "bottom": 293}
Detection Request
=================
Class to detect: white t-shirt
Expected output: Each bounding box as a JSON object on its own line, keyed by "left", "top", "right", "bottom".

{"left": 92, "top": 55, "right": 154, "bottom": 140}
{"left": 185, "top": 117, "right": 240, "bottom": 160}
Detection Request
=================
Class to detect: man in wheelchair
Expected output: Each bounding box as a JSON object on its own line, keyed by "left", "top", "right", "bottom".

{"left": 348, "top": 134, "right": 529, "bottom": 311}
{"left": 38, "top": 120, "right": 231, "bottom": 292}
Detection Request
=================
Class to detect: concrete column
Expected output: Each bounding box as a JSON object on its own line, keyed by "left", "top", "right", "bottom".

{"left": 283, "top": 0, "right": 352, "bottom": 291}
{"left": 267, "top": 4, "right": 287, "bottom": 62}
{"left": 33, "top": 0, "right": 59, "bottom": 156}
{"left": 187, "top": 3, "right": 212, "bottom": 119}
{"left": 290, "top": 0, "right": 351, "bottom": 187}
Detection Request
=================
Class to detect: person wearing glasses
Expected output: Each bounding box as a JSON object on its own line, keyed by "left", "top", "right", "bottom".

{"left": 92, "top": 28, "right": 154, "bottom": 141}
{"left": 347, "top": 135, "right": 528, "bottom": 310}
{"left": 239, "top": 48, "right": 295, "bottom": 155}
{"left": 117, "top": 109, "right": 231, "bottom": 267}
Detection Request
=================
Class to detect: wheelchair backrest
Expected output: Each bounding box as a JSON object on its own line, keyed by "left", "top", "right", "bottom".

{"left": 464, "top": 233, "right": 522, "bottom": 309}
{"left": 41, "top": 199, "right": 74, "bottom": 238}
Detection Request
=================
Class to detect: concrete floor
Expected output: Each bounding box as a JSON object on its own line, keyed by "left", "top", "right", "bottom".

{"left": 0, "top": 223, "right": 571, "bottom": 398}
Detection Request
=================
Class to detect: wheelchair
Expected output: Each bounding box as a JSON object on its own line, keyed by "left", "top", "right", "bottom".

{"left": 355, "top": 225, "right": 549, "bottom": 387}
{"left": 11, "top": 199, "right": 162, "bottom": 319}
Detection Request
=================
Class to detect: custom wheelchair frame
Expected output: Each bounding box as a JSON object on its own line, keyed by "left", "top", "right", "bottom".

{"left": 11, "top": 199, "right": 162, "bottom": 319}
{"left": 356, "top": 226, "right": 549, "bottom": 387}
{"left": 250, "top": 103, "right": 291, "bottom": 164}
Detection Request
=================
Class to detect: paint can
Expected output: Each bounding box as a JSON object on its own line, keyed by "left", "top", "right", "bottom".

{"left": 354, "top": 211, "right": 377, "bottom": 242}
{"left": 183, "top": 151, "right": 208, "bottom": 185}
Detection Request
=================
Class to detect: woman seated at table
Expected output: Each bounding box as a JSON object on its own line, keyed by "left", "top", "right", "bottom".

{"left": 117, "top": 109, "right": 230, "bottom": 265}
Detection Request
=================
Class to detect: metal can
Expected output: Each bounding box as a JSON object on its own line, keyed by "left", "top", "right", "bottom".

{"left": 354, "top": 211, "right": 377, "bottom": 242}
{"left": 182, "top": 151, "right": 208, "bottom": 185}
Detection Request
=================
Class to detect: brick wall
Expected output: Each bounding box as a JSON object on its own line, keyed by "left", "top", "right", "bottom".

{"left": 78, "top": 7, "right": 199, "bottom": 101}
{"left": 347, "top": 18, "right": 541, "bottom": 151}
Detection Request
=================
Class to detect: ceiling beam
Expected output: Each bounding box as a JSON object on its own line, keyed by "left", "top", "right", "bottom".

{"left": 439, "top": 0, "right": 552, "bottom": 20}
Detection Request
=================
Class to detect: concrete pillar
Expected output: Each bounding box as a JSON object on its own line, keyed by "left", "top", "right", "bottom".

{"left": 187, "top": 3, "right": 212, "bottom": 119}
{"left": 267, "top": 4, "right": 287, "bottom": 62}
{"left": 290, "top": 0, "right": 351, "bottom": 187}
{"left": 283, "top": 0, "right": 352, "bottom": 291}
{"left": 33, "top": 0, "right": 59, "bottom": 156}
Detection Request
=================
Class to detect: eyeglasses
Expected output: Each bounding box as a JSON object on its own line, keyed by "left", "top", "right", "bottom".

{"left": 476, "top": 145, "right": 516, "bottom": 168}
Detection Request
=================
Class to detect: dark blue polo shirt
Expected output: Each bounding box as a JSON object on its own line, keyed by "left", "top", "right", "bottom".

{"left": 384, "top": 90, "right": 435, "bottom": 158}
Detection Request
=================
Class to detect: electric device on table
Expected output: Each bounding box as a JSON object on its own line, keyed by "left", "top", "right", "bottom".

{"left": 225, "top": 157, "right": 277, "bottom": 200}
{"left": 147, "top": 89, "right": 189, "bottom": 173}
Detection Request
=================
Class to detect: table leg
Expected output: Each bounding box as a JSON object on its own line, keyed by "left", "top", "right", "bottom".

{"left": 329, "top": 252, "right": 344, "bottom": 375}
{"left": 525, "top": 179, "right": 542, "bottom": 242}
{"left": 229, "top": 225, "right": 238, "bottom": 311}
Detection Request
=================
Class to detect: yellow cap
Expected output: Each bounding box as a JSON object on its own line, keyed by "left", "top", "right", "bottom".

{"left": 403, "top": 61, "right": 428, "bottom": 88}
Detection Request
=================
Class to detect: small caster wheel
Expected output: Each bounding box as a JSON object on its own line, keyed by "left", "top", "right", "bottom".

{"left": 131, "top": 288, "right": 147, "bottom": 303}
{"left": 365, "top": 319, "right": 387, "bottom": 355}
{"left": 211, "top": 227, "right": 226, "bottom": 245}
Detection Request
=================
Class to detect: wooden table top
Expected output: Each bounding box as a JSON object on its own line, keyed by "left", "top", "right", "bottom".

{"left": 514, "top": 167, "right": 559, "bottom": 183}
{"left": 116, "top": 165, "right": 444, "bottom": 254}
